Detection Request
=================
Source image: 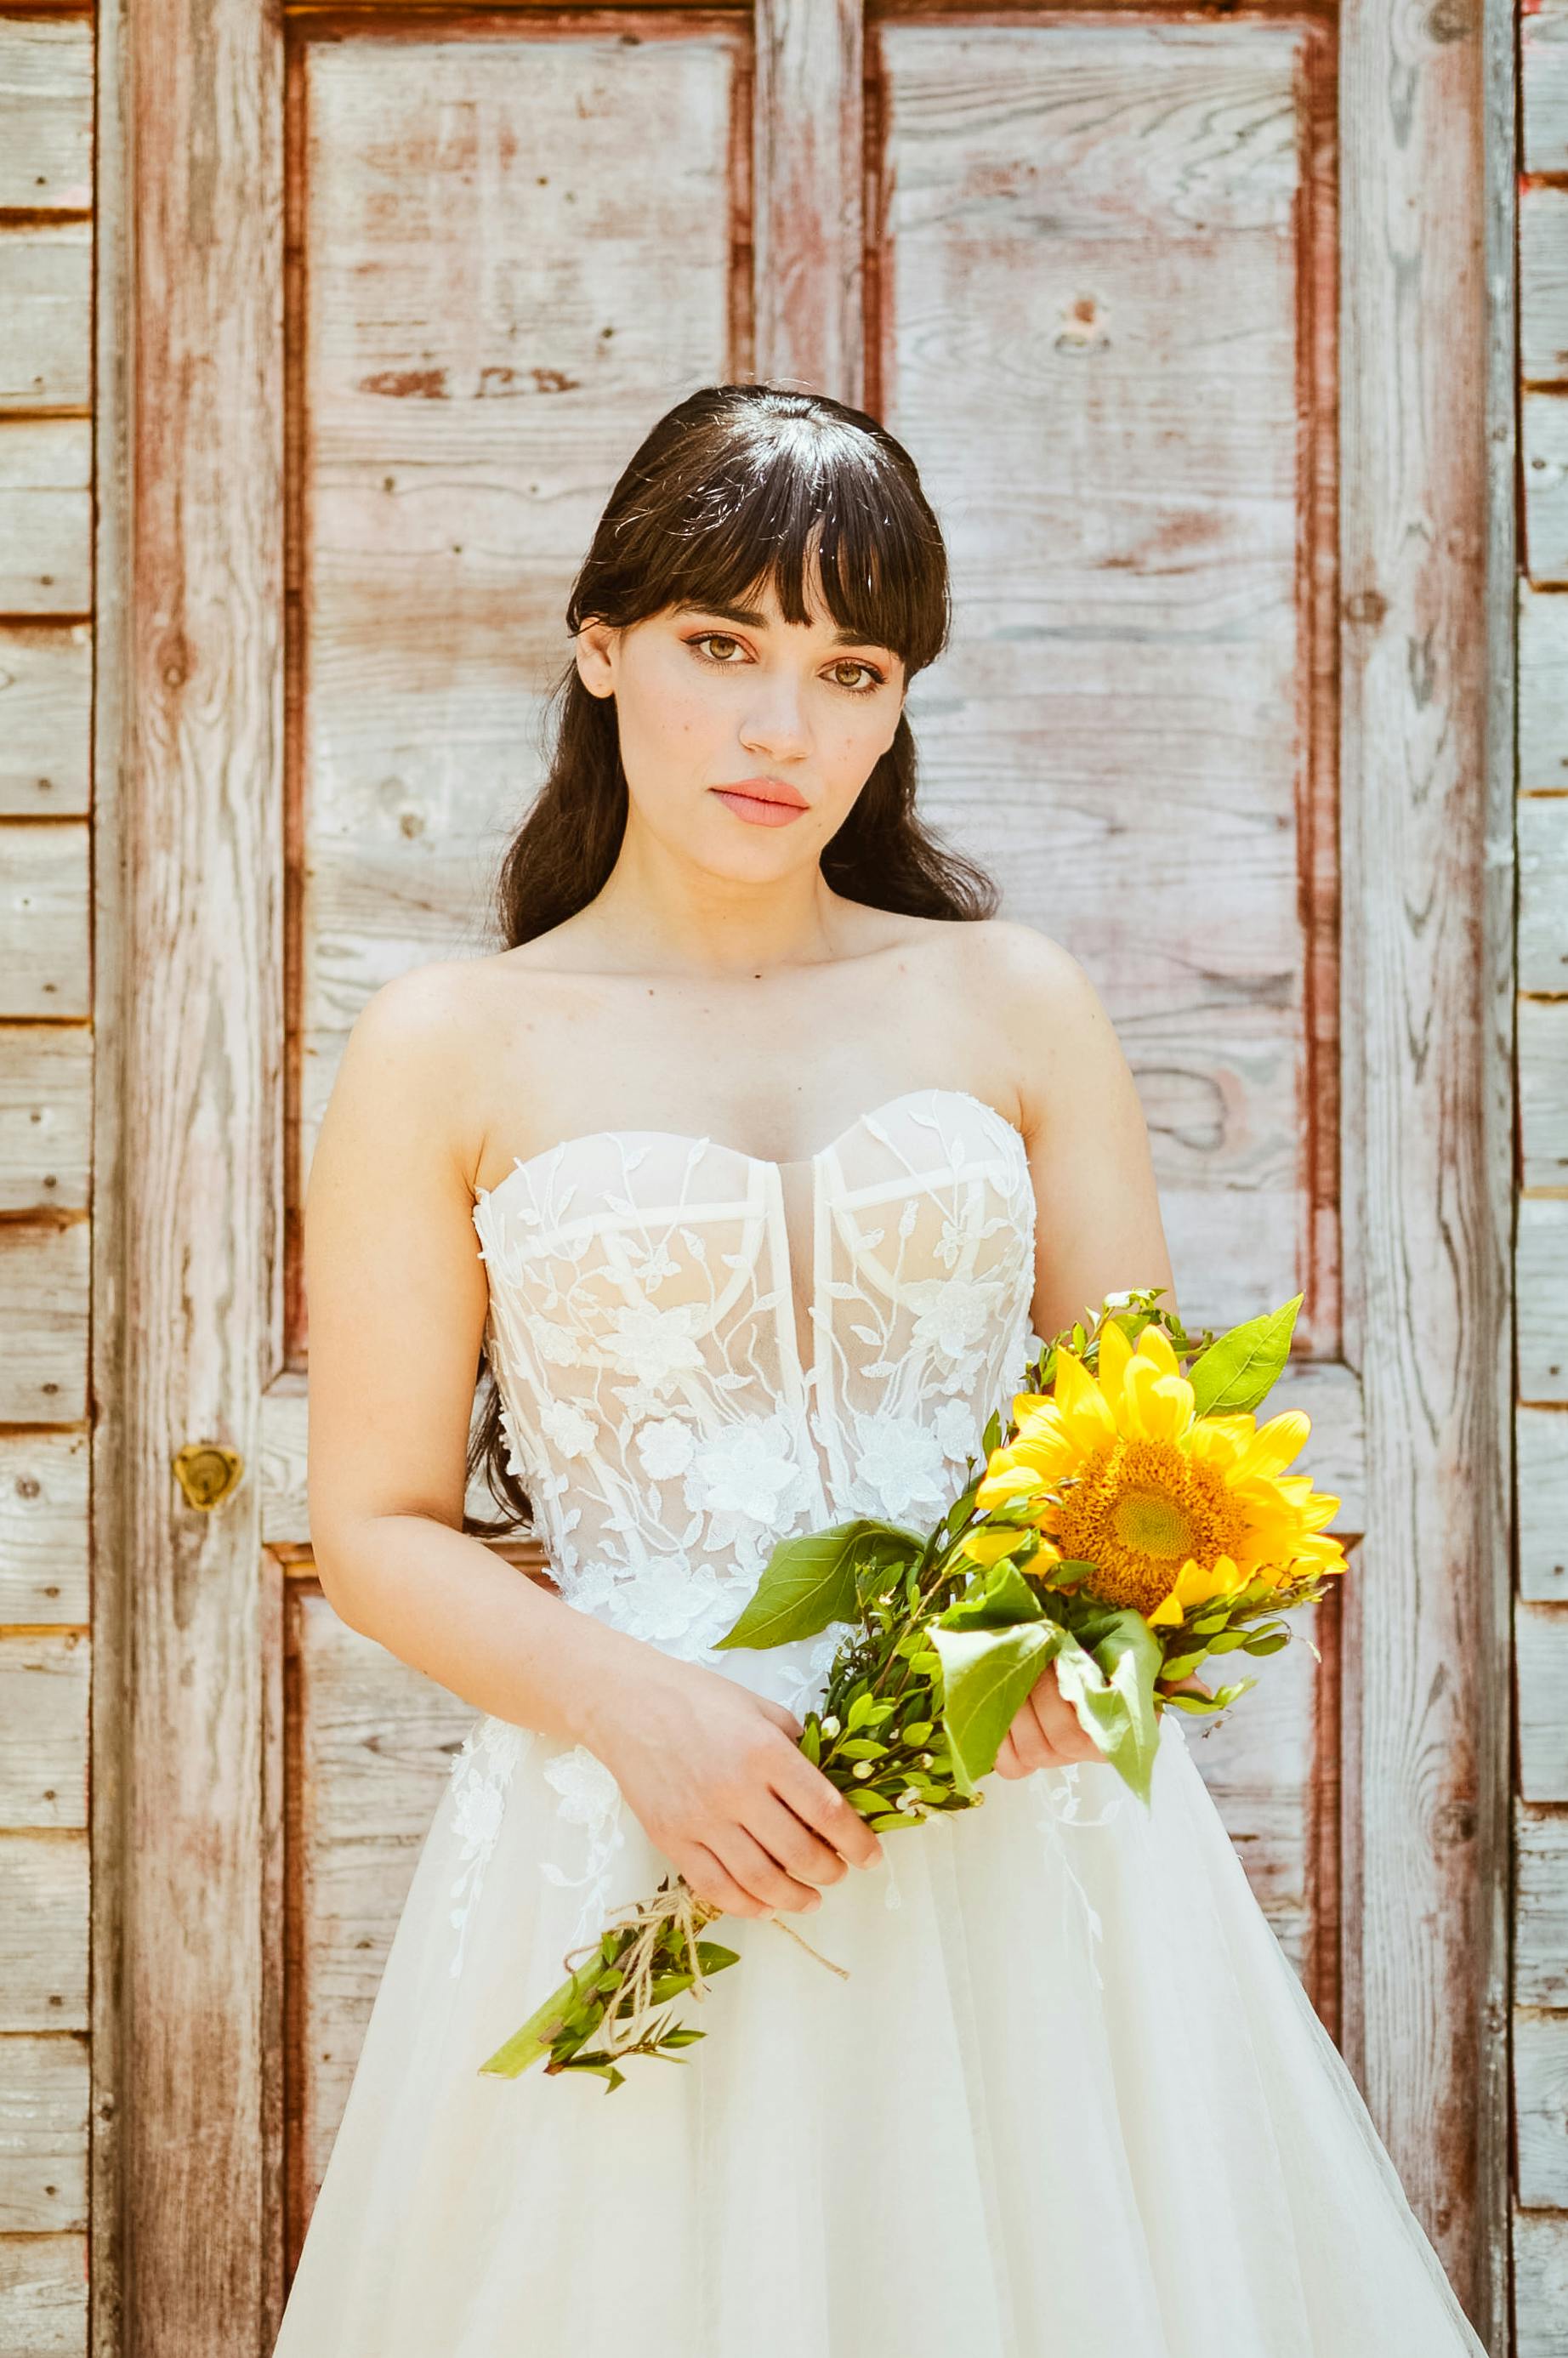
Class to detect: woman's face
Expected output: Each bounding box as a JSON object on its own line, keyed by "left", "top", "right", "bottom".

{"left": 574, "top": 567, "right": 906, "bottom": 876}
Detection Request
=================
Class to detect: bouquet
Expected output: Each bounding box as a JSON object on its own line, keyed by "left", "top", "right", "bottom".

{"left": 480, "top": 1287, "right": 1347, "bottom": 2091}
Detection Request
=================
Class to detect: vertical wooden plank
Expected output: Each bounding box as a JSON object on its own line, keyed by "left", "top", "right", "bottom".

{"left": 753, "top": 0, "right": 860, "bottom": 400}
{"left": 1336, "top": 0, "right": 1513, "bottom": 2331}
{"left": 116, "top": 0, "right": 282, "bottom": 2349}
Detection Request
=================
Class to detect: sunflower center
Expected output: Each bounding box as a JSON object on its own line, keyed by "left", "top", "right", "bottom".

{"left": 1110, "top": 1488, "right": 1194, "bottom": 1560}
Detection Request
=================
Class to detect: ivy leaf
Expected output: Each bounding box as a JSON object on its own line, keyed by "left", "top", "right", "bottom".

{"left": 1187, "top": 1295, "right": 1302, "bottom": 1418}
{"left": 935, "top": 1556, "right": 1045, "bottom": 1633}
{"left": 713, "top": 1520, "right": 921, "bottom": 1651}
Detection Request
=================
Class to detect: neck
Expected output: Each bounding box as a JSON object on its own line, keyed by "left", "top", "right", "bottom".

{"left": 584, "top": 816, "right": 848, "bottom": 979}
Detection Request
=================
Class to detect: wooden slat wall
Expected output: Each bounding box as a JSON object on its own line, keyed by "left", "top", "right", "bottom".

{"left": 0, "top": 13, "right": 93, "bottom": 2355}
{"left": 1517, "top": 4, "right": 1568, "bottom": 2344}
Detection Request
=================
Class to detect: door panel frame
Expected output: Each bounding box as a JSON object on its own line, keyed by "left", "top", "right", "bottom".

{"left": 96, "top": 2, "right": 1515, "bottom": 2352}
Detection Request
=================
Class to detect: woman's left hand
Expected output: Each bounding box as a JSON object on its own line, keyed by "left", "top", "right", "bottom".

{"left": 992, "top": 1656, "right": 1103, "bottom": 1776}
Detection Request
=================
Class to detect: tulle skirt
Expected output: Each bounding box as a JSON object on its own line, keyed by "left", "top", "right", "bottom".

{"left": 272, "top": 1706, "right": 1487, "bottom": 2357}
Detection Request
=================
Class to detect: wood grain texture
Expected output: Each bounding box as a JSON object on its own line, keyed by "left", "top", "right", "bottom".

{"left": 753, "top": 0, "right": 859, "bottom": 396}
{"left": 0, "top": 2236, "right": 86, "bottom": 2358}
{"left": 0, "top": 1836, "right": 87, "bottom": 2031}
{"left": 872, "top": 20, "right": 1334, "bottom": 1337}
{"left": 0, "top": 2036, "right": 88, "bottom": 2234}
{"left": 1523, "top": 184, "right": 1568, "bottom": 386}
{"left": 0, "top": 421, "right": 90, "bottom": 613}
{"left": 1525, "top": 390, "right": 1568, "bottom": 585}
{"left": 1518, "top": 1805, "right": 1568, "bottom": 2007}
{"left": 1520, "top": 584, "right": 1568, "bottom": 790}
{"left": 0, "top": 823, "right": 89, "bottom": 1016}
{"left": 296, "top": 25, "right": 744, "bottom": 1194}
{"left": 0, "top": 223, "right": 91, "bottom": 413}
{"left": 1520, "top": 1200, "right": 1568, "bottom": 1405}
{"left": 0, "top": 1635, "right": 88, "bottom": 1828}
{"left": 287, "top": 1594, "right": 474, "bottom": 2223}
{"left": 0, "top": 1223, "right": 87, "bottom": 1423}
{"left": 1520, "top": 1602, "right": 1568, "bottom": 1804}
{"left": 1521, "top": 793, "right": 1568, "bottom": 993}
{"left": 1525, "top": 0, "right": 1568, "bottom": 173}
{"left": 0, "top": 1023, "right": 90, "bottom": 1210}
{"left": 1337, "top": 0, "right": 1511, "bottom": 2315}
{"left": 1518, "top": 2006, "right": 1568, "bottom": 2208}
{"left": 1522, "top": 996, "right": 1568, "bottom": 1190}
{"left": 0, "top": 1431, "right": 88, "bottom": 1623}
{"left": 0, "top": 627, "right": 92, "bottom": 816}
{"left": 118, "top": 0, "right": 283, "bottom": 2342}
{"left": 1521, "top": 1407, "right": 1568, "bottom": 1604}
{"left": 0, "top": 20, "right": 92, "bottom": 213}
{"left": 1515, "top": 2206, "right": 1568, "bottom": 2358}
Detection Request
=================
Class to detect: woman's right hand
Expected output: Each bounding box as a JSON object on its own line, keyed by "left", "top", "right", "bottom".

{"left": 586, "top": 1653, "right": 886, "bottom": 1920}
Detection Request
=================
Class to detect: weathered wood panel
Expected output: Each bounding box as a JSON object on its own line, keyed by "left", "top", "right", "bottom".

{"left": 0, "top": 825, "right": 90, "bottom": 1019}
{"left": 0, "top": 1637, "right": 88, "bottom": 1832}
{"left": 1519, "top": 1806, "right": 1568, "bottom": 2008}
{"left": 1525, "top": 0, "right": 1568, "bottom": 173}
{"left": 1518, "top": 2006, "right": 1568, "bottom": 2209}
{"left": 1188, "top": 1606, "right": 1320, "bottom": 1976}
{"left": 753, "top": 0, "right": 859, "bottom": 397}
{"left": 0, "top": 1432, "right": 88, "bottom": 1624}
{"left": 0, "top": 1024, "right": 91, "bottom": 1212}
{"left": 0, "top": 1224, "right": 88, "bottom": 1424}
{"left": 0, "top": 20, "right": 92, "bottom": 213}
{"left": 1523, "top": 185, "right": 1568, "bottom": 385}
{"left": 1520, "top": 1408, "right": 1568, "bottom": 1604}
{"left": 298, "top": 26, "right": 745, "bottom": 1188}
{"left": 1519, "top": 1602, "right": 1568, "bottom": 1804}
{"left": 0, "top": 2037, "right": 88, "bottom": 2234}
{"left": 1520, "top": 1201, "right": 1568, "bottom": 1405}
{"left": 0, "top": 2236, "right": 86, "bottom": 2358}
{"left": 874, "top": 20, "right": 1330, "bottom": 1335}
{"left": 1521, "top": 794, "right": 1568, "bottom": 994}
{"left": 290, "top": 1592, "right": 473, "bottom": 2216}
{"left": 118, "top": 0, "right": 282, "bottom": 2338}
{"left": 0, "top": 628, "right": 92, "bottom": 818}
{"left": 0, "top": 423, "right": 91, "bottom": 614}
{"left": 1515, "top": 2206, "right": 1568, "bottom": 2358}
{"left": 1522, "top": 997, "right": 1568, "bottom": 1191}
{"left": 1337, "top": 0, "right": 1509, "bottom": 2317}
{"left": 1525, "top": 390, "right": 1568, "bottom": 584}
{"left": 0, "top": 224, "right": 91, "bottom": 414}
{"left": 1520, "top": 584, "right": 1568, "bottom": 790}
{"left": 0, "top": 1838, "right": 88, "bottom": 2031}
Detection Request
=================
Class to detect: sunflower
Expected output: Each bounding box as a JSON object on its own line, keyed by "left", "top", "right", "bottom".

{"left": 974, "top": 1321, "right": 1346, "bottom": 1625}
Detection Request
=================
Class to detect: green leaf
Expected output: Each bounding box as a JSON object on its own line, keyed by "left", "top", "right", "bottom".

{"left": 713, "top": 1520, "right": 919, "bottom": 1651}
{"left": 1049, "top": 1611, "right": 1163, "bottom": 1807}
{"left": 935, "top": 1558, "right": 1045, "bottom": 1634}
{"left": 1186, "top": 1294, "right": 1302, "bottom": 1418}
{"left": 930, "top": 1619, "right": 1065, "bottom": 1793}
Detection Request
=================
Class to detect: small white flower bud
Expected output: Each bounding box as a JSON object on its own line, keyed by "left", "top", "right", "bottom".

{"left": 853, "top": 1760, "right": 874, "bottom": 1779}
{"left": 820, "top": 1715, "right": 841, "bottom": 1738}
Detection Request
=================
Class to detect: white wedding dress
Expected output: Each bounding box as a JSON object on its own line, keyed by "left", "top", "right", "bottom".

{"left": 274, "top": 1085, "right": 1487, "bottom": 2356}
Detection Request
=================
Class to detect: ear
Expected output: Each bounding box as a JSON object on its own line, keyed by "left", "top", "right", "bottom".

{"left": 574, "top": 618, "right": 618, "bottom": 700}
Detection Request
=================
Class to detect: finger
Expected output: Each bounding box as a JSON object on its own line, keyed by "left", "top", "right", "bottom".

{"left": 775, "top": 1753, "right": 885, "bottom": 1867}
{"left": 1011, "top": 1703, "right": 1061, "bottom": 1771}
{"left": 747, "top": 1791, "right": 849, "bottom": 1888}
{"left": 709, "top": 1824, "right": 824, "bottom": 1915}
{"left": 677, "top": 1841, "right": 768, "bottom": 1919}
{"left": 1030, "top": 1667, "right": 1099, "bottom": 1763}
{"left": 993, "top": 1729, "right": 1024, "bottom": 1779}
{"left": 754, "top": 1696, "right": 806, "bottom": 1743}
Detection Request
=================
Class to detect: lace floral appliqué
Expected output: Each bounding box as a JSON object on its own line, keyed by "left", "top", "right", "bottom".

{"left": 448, "top": 1716, "right": 533, "bottom": 1980}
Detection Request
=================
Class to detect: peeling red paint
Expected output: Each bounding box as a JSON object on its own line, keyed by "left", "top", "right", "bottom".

{"left": 357, "top": 367, "right": 447, "bottom": 400}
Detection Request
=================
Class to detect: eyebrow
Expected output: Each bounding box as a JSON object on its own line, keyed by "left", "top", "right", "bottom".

{"left": 677, "top": 599, "right": 891, "bottom": 652}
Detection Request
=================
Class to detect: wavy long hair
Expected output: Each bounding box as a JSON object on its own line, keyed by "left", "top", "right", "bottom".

{"left": 464, "top": 381, "right": 999, "bottom": 1537}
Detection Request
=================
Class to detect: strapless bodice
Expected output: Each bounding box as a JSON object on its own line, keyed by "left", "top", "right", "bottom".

{"left": 471, "top": 1086, "right": 1042, "bottom": 1714}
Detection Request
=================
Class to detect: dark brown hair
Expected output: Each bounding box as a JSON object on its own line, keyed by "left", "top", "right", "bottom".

{"left": 464, "top": 381, "right": 998, "bottom": 1536}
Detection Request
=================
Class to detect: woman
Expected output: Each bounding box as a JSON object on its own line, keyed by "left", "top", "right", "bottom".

{"left": 277, "top": 384, "right": 1486, "bottom": 2355}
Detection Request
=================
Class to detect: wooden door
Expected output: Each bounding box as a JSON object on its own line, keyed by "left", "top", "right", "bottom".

{"left": 110, "top": 1, "right": 1511, "bottom": 2350}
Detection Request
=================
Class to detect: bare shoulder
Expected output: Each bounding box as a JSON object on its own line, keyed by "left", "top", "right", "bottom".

{"left": 945, "top": 917, "right": 1133, "bottom": 1131}
{"left": 318, "top": 955, "right": 519, "bottom": 1196}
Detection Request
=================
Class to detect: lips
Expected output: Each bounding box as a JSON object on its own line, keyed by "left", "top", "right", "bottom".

{"left": 710, "top": 779, "right": 810, "bottom": 829}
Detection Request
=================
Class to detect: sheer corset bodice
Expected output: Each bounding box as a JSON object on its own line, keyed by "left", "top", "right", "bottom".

{"left": 471, "top": 1085, "right": 1042, "bottom": 1713}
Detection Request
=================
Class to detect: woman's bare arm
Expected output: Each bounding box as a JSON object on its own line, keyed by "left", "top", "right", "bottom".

{"left": 304, "top": 965, "right": 882, "bottom": 1917}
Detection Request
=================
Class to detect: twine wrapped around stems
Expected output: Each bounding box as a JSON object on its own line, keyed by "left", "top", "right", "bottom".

{"left": 561, "top": 1875, "right": 851, "bottom": 2059}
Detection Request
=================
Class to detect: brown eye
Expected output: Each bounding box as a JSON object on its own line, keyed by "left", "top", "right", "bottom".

{"left": 829, "top": 660, "right": 883, "bottom": 695}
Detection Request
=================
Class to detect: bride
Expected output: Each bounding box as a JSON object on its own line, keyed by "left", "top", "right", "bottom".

{"left": 276, "top": 382, "right": 1487, "bottom": 2355}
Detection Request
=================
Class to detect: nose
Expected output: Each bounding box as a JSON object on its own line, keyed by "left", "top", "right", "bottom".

{"left": 737, "top": 673, "right": 812, "bottom": 764}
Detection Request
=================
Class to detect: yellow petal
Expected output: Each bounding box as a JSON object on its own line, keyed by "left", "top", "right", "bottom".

{"left": 1053, "top": 1349, "right": 1118, "bottom": 1450}
{"left": 1231, "top": 1409, "right": 1311, "bottom": 1484}
{"left": 1096, "top": 1321, "right": 1133, "bottom": 1414}
{"left": 1124, "top": 1356, "right": 1195, "bottom": 1443}
{"left": 1134, "top": 1324, "right": 1180, "bottom": 1378}
{"left": 958, "top": 1526, "right": 1028, "bottom": 1565}
{"left": 1147, "top": 1591, "right": 1184, "bottom": 1628}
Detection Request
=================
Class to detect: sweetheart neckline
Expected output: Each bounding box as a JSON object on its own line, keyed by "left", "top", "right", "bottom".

{"left": 469, "top": 1083, "right": 1028, "bottom": 1221}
